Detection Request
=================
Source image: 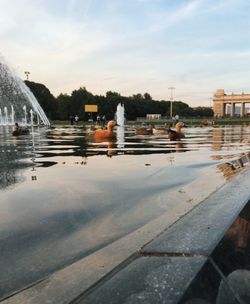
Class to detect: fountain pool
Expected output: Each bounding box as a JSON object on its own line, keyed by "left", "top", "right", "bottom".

{"left": 0, "top": 123, "right": 250, "bottom": 300}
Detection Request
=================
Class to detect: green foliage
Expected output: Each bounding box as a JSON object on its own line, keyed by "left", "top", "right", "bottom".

{"left": 171, "top": 101, "right": 192, "bottom": 117}
{"left": 25, "top": 81, "right": 57, "bottom": 119}
{"left": 56, "top": 93, "right": 71, "bottom": 120}
{"left": 192, "top": 106, "right": 214, "bottom": 117}
{"left": 25, "top": 81, "right": 214, "bottom": 121}
{"left": 70, "top": 87, "right": 94, "bottom": 120}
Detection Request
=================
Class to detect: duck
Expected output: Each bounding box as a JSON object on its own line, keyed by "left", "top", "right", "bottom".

{"left": 135, "top": 124, "right": 153, "bottom": 135}
{"left": 12, "top": 123, "right": 30, "bottom": 136}
{"left": 167, "top": 122, "right": 185, "bottom": 141}
{"left": 93, "top": 120, "right": 118, "bottom": 140}
{"left": 152, "top": 124, "right": 171, "bottom": 135}
{"left": 202, "top": 119, "right": 215, "bottom": 126}
{"left": 12, "top": 129, "right": 30, "bottom": 136}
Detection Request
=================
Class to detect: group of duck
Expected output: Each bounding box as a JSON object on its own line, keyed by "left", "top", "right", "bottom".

{"left": 134, "top": 121, "right": 185, "bottom": 140}
{"left": 91, "top": 120, "right": 185, "bottom": 141}
{"left": 12, "top": 120, "right": 185, "bottom": 141}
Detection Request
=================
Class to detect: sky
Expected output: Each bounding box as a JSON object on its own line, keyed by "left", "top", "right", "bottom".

{"left": 1, "top": 0, "right": 250, "bottom": 107}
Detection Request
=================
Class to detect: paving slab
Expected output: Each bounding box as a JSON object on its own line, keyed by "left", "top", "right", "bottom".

{"left": 74, "top": 256, "right": 207, "bottom": 304}
{"left": 143, "top": 169, "right": 250, "bottom": 256}
{"left": 2, "top": 166, "right": 250, "bottom": 304}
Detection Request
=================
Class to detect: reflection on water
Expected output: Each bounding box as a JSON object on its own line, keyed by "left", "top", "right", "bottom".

{"left": 1, "top": 124, "right": 250, "bottom": 189}
{"left": 216, "top": 152, "right": 250, "bottom": 180}
{"left": 0, "top": 127, "right": 35, "bottom": 189}
{"left": 0, "top": 124, "right": 250, "bottom": 300}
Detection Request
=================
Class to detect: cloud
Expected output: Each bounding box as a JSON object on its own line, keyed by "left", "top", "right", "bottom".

{"left": 0, "top": 0, "right": 250, "bottom": 106}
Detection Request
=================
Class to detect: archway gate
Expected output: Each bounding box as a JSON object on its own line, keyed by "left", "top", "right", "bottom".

{"left": 213, "top": 89, "right": 250, "bottom": 117}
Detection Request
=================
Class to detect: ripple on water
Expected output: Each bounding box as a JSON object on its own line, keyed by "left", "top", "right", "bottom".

{"left": 0, "top": 125, "right": 249, "bottom": 299}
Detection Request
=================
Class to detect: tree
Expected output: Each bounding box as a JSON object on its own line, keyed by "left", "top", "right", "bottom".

{"left": 106, "top": 91, "right": 120, "bottom": 99}
{"left": 172, "top": 101, "right": 193, "bottom": 117}
{"left": 56, "top": 93, "right": 71, "bottom": 120}
{"left": 25, "top": 80, "right": 214, "bottom": 121}
{"left": 70, "top": 87, "right": 94, "bottom": 120}
{"left": 25, "top": 81, "right": 57, "bottom": 119}
{"left": 144, "top": 93, "right": 152, "bottom": 101}
{"left": 192, "top": 107, "right": 214, "bottom": 117}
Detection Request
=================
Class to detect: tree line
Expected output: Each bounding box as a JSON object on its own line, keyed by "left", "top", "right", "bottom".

{"left": 25, "top": 81, "right": 214, "bottom": 121}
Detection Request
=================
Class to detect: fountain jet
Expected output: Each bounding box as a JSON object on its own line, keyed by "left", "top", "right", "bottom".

{"left": 116, "top": 103, "right": 125, "bottom": 127}
{"left": 116, "top": 103, "right": 125, "bottom": 148}
{"left": 0, "top": 57, "right": 50, "bottom": 126}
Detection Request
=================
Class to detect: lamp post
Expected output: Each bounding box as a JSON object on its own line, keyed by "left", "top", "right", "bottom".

{"left": 168, "top": 86, "right": 175, "bottom": 119}
{"left": 24, "top": 71, "right": 30, "bottom": 80}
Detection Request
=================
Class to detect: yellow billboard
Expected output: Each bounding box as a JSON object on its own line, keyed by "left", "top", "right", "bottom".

{"left": 84, "top": 105, "right": 98, "bottom": 112}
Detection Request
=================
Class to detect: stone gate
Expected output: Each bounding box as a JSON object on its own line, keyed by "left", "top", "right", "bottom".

{"left": 213, "top": 89, "right": 250, "bottom": 117}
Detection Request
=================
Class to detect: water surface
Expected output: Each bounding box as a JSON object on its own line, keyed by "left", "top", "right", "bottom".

{"left": 0, "top": 124, "right": 249, "bottom": 299}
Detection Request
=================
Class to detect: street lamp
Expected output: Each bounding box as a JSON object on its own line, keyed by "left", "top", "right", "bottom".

{"left": 24, "top": 71, "right": 30, "bottom": 80}
{"left": 168, "top": 86, "right": 175, "bottom": 119}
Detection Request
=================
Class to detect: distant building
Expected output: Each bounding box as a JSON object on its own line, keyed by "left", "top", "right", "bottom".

{"left": 146, "top": 114, "right": 161, "bottom": 120}
{"left": 213, "top": 89, "right": 250, "bottom": 117}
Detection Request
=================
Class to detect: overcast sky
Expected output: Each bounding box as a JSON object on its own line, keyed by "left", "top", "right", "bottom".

{"left": 1, "top": 0, "right": 250, "bottom": 106}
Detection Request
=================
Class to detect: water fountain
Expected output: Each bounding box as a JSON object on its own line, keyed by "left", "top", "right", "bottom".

{"left": 4, "top": 106, "right": 8, "bottom": 125}
{"left": 30, "top": 109, "right": 34, "bottom": 126}
{"left": 23, "top": 105, "right": 27, "bottom": 125}
{"left": 0, "top": 57, "right": 50, "bottom": 126}
{"left": 116, "top": 103, "right": 125, "bottom": 127}
{"left": 116, "top": 103, "right": 125, "bottom": 148}
{"left": 11, "top": 105, "right": 15, "bottom": 125}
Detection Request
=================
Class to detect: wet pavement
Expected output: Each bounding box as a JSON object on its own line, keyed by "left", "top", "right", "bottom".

{"left": 72, "top": 168, "right": 250, "bottom": 304}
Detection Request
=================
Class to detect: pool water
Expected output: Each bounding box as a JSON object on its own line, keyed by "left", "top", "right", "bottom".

{"left": 0, "top": 124, "right": 249, "bottom": 299}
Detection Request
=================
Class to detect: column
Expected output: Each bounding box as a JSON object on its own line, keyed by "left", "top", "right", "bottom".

{"left": 230, "top": 102, "right": 235, "bottom": 117}
{"left": 240, "top": 102, "right": 245, "bottom": 117}
{"left": 221, "top": 102, "right": 225, "bottom": 117}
